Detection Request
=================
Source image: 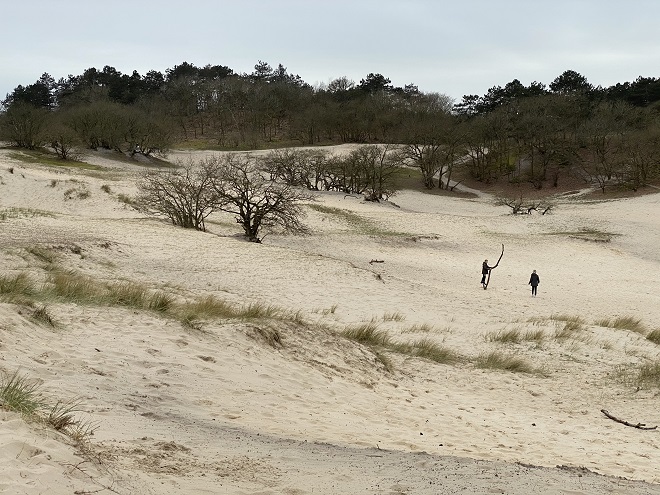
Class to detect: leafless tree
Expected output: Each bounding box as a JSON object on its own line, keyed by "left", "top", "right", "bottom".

{"left": 135, "top": 159, "right": 220, "bottom": 231}
{"left": 211, "top": 154, "right": 313, "bottom": 242}
{"left": 496, "top": 195, "right": 554, "bottom": 215}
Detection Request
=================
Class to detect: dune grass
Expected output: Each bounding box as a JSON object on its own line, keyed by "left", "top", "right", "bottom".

{"left": 0, "top": 207, "right": 56, "bottom": 221}
{"left": 26, "top": 245, "right": 59, "bottom": 264}
{"left": 486, "top": 327, "right": 546, "bottom": 344}
{"left": 30, "top": 305, "right": 55, "bottom": 326}
{"left": 474, "top": 351, "right": 536, "bottom": 374}
{"left": 646, "top": 329, "right": 660, "bottom": 345}
{"left": 636, "top": 361, "right": 660, "bottom": 389}
{"left": 342, "top": 323, "right": 463, "bottom": 367}
{"left": 595, "top": 316, "right": 647, "bottom": 334}
{"left": 392, "top": 337, "right": 463, "bottom": 365}
{"left": 0, "top": 272, "right": 37, "bottom": 300}
{"left": 0, "top": 371, "right": 43, "bottom": 415}
{"left": 402, "top": 323, "right": 436, "bottom": 333}
{"left": 0, "top": 370, "right": 98, "bottom": 443}
{"left": 342, "top": 322, "right": 393, "bottom": 347}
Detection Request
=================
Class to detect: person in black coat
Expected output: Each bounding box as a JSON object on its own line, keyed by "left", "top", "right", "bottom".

{"left": 481, "top": 259, "right": 490, "bottom": 288}
{"left": 528, "top": 270, "right": 540, "bottom": 296}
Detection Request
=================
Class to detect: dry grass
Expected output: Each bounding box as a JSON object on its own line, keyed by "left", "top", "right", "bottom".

{"left": 393, "top": 337, "right": 463, "bottom": 365}
{"left": 0, "top": 272, "right": 37, "bottom": 300}
{"left": 486, "top": 327, "right": 546, "bottom": 344}
{"left": 474, "top": 351, "right": 536, "bottom": 374}
{"left": 636, "top": 361, "right": 660, "bottom": 389}
{"left": 646, "top": 329, "right": 660, "bottom": 345}
{"left": 342, "top": 322, "right": 392, "bottom": 347}
{"left": 595, "top": 316, "right": 647, "bottom": 334}
{"left": 31, "top": 305, "right": 55, "bottom": 326}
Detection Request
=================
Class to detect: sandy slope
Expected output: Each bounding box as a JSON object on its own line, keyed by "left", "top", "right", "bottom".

{"left": 1, "top": 146, "right": 660, "bottom": 494}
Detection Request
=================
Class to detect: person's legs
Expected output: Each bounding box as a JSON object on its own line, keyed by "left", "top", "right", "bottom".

{"left": 532, "top": 286, "right": 537, "bottom": 296}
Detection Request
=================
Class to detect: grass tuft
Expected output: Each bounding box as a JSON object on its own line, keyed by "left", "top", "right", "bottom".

{"left": 475, "top": 351, "right": 535, "bottom": 373}
{"left": 31, "top": 305, "right": 55, "bottom": 326}
{"left": 0, "top": 371, "right": 43, "bottom": 415}
{"left": 636, "top": 361, "right": 660, "bottom": 388}
{"left": 646, "top": 329, "right": 660, "bottom": 345}
{"left": 342, "top": 322, "right": 392, "bottom": 347}
{"left": 596, "top": 316, "right": 647, "bottom": 334}
{"left": 0, "top": 272, "right": 36, "bottom": 299}
{"left": 394, "top": 337, "right": 462, "bottom": 364}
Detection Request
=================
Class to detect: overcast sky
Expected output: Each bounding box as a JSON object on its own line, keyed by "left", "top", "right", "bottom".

{"left": 2, "top": 0, "right": 660, "bottom": 103}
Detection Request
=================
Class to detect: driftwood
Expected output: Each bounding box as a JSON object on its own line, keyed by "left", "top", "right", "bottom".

{"left": 601, "top": 409, "right": 658, "bottom": 430}
{"left": 369, "top": 259, "right": 385, "bottom": 264}
{"left": 484, "top": 244, "right": 504, "bottom": 290}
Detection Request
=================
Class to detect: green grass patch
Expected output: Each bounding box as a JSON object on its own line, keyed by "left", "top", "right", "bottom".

{"left": 307, "top": 204, "right": 405, "bottom": 236}
{"left": 8, "top": 150, "right": 102, "bottom": 170}
{"left": 0, "top": 371, "right": 44, "bottom": 415}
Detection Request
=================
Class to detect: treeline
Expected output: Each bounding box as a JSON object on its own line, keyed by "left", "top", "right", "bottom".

{"left": 2, "top": 62, "right": 660, "bottom": 192}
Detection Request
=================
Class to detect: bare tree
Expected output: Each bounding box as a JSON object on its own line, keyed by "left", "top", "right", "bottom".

{"left": 496, "top": 195, "right": 554, "bottom": 215}
{"left": 211, "top": 154, "right": 313, "bottom": 242}
{"left": 135, "top": 159, "right": 219, "bottom": 231}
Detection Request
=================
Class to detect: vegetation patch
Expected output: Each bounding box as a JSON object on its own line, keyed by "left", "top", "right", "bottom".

{"left": 7, "top": 150, "right": 102, "bottom": 170}
{"left": 393, "top": 337, "right": 462, "bottom": 365}
{"left": 646, "top": 329, "right": 660, "bottom": 345}
{"left": 307, "top": 204, "right": 404, "bottom": 236}
{"left": 486, "top": 327, "right": 545, "bottom": 344}
{"left": 0, "top": 272, "right": 37, "bottom": 301}
{"left": 474, "top": 351, "right": 536, "bottom": 374}
{"left": 0, "top": 207, "right": 55, "bottom": 221}
{"left": 595, "top": 315, "right": 647, "bottom": 334}
{"left": 543, "top": 227, "right": 619, "bottom": 243}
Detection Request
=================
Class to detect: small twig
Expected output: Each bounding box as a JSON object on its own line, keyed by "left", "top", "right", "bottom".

{"left": 601, "top": 409, "right": 658, "bottom": 430}
{"left": 369, "top": 259, "right": 385, "bottom": 264}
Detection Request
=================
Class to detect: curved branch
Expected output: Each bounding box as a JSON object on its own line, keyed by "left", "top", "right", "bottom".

{"left": 484, "top": 244, "right": 504, "bottom": 289}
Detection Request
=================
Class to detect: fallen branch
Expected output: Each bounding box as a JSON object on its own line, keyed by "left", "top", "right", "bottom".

{"left": 601, "top": 409, "right": 658, "bottom": 430}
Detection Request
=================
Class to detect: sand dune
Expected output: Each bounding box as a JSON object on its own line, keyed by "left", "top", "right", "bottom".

{"left": 1, "top": 146, "right": 660, "bottom": 494}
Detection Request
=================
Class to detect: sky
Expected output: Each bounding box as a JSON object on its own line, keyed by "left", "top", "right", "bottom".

{"left": 2, "top": 0, "right": 660, "bottom": 104}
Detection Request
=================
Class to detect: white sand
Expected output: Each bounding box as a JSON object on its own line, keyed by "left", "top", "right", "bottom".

{"left": 1, "top": 146, "right": 660, "bottom": 494}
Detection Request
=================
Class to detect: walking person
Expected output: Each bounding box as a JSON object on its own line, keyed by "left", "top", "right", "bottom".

{"left": 528, "top": 269, "right": 540, "bottom": 296}
{"left": 481, "top": 259, "right": 491, "bottom": 289}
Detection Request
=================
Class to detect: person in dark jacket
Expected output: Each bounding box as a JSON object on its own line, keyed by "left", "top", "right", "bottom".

{"left": 481, "top": 259, "right": 490, "bottom": 288}
{"left": 528, "top": 270, "right": 540, "bottom": 296}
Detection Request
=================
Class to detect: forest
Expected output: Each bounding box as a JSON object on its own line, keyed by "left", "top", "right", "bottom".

{"left": 2, "top": 60, "right": 660, "bottom": 192}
